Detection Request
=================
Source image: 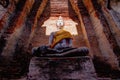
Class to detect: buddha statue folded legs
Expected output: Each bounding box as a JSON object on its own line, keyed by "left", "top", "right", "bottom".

{"left": 32, "top": 46, "right": 89, "bottom": 57}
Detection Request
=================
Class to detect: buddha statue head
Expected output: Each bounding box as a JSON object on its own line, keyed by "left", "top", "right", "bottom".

{"left": 56, "top": 16, "right": 64, "bottom": 30}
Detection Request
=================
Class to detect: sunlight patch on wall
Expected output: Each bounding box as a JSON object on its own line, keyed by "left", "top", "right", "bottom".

{"left": 42, "top": 17, "right": 78, "bottom": 35}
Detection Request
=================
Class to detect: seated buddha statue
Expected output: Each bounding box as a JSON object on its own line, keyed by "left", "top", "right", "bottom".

{"left": 32, "top": 16, "right": 89, "bottom": 57}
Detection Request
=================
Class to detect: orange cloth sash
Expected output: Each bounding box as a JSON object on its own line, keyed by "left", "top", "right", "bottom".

{"left": 50, "top": 30, "right": 73, "bottom": 48}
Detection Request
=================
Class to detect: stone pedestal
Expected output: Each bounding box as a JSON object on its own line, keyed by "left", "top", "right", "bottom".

{"left": 27, "top": 56, "right": 97, "bottom": 80}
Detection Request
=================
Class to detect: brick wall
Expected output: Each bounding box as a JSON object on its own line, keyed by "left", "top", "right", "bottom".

{"left": 50, "top": 0, "right": 69, "bottom": 17}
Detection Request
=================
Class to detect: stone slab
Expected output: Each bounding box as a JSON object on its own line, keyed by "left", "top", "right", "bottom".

{"left": 27, "top": 56, "right": 97, "bottom": 80}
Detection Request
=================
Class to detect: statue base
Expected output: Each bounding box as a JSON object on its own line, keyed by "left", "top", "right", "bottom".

{"left": 27, "top": 56, "right": 97, "bottom": 80}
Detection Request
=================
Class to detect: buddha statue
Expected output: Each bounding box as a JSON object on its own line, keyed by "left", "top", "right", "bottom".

{"left": 32, "top": 16, "right": 89, "bottom": 57}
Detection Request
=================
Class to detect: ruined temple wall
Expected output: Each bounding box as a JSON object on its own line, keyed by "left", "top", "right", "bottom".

{"left": 101, "top": 1, "right": 120, "bottom": 46}
{"left": 0, "top": 0, "right": 50, "bottom": 57}
{"left": 69, "top": 0, "right": 91, "bottom": 54}
{"left": 68, "top": 0, "right": 88, "bottom": 48}
{"left": 0, "top": 0, "right": 35, "bottom": 57}
{"left": 29, "top": 0, "right": 51, "bottom": 48}
{"left": 0, "top": 0, "right": 120, "bottom": 79}
{"left": 83, "top": 0, "right": 119, "bottom": 69}
{"left": 0, "top": 0, "right": 120, "bottom": 75}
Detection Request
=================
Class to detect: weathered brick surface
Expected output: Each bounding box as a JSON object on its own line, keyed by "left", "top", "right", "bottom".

{"left": 50, "top": 0, "right": 69, "bottom": 17}
{"left": 0, "top": 0, "right": 120, "bottom": 79}
{"left": 27, "top": 56, "right": 97, "bottom": 80}
{"left": 98, "top": 78, "right": 111, "bottom": 80}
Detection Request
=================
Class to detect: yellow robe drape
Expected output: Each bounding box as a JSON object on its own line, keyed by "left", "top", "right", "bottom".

{"left": 50, "top": 30, "right": 73, "bottom": 48}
